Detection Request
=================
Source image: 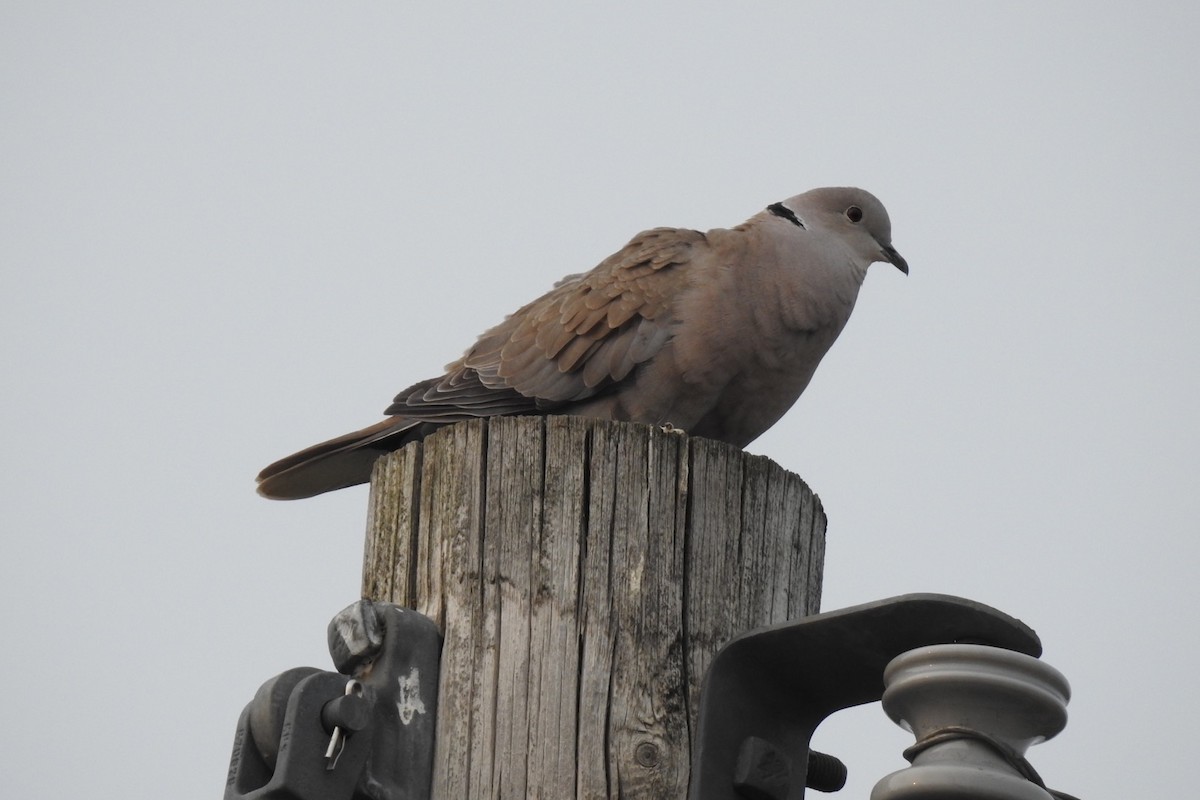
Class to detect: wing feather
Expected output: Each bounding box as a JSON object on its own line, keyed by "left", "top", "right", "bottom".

{"left": 260, "top": 226, "right": 714, "bottom": 499}
{"left": 371, "top": 226, "right": 707, "bottom": 419}
{"left": 446, "top": 226, "right": 706, "bottom": 403}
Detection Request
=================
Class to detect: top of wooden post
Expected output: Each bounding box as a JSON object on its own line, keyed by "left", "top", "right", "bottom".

{"left": 361, "top": 415, "right": 826, "bottom": 798}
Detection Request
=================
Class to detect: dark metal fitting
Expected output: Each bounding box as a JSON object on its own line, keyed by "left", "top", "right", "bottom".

{"left": 224, "top": 601, "right": 442, "bottom": 800}
{"left": 320, "top": 689, "right": 370, "bottom": 735}
{"left": 689, "top": 593, "right": 1042, "bottom": 800}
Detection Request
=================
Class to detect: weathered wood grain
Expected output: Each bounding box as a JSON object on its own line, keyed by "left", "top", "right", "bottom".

{"left": 363, "top": 416, "right": 826, "bottom": 799}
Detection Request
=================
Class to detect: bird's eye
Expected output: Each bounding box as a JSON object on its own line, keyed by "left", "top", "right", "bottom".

{"left": 845, "top": 206, "right": 863, "bottom": 223}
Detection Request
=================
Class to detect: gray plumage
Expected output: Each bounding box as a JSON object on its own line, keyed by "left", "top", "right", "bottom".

{"left": 257, "top": 187, "right": 907, "bottom": 499}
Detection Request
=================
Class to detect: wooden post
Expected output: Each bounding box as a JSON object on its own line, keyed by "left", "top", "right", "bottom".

{"left": 361, "top": 415, "right": 826, "bottom": 798}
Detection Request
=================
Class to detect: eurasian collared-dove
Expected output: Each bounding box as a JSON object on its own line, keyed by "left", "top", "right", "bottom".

{"left": 257, "top": 187, "right": 907, "bottom": 499}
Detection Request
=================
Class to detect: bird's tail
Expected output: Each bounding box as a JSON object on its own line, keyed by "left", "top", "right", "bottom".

{"left": 255, "top": 417, "right": 422, "bottom": 500}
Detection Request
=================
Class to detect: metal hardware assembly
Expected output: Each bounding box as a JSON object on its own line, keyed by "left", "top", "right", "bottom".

{"left": 224, "top": 601, "right": 442, "bottom": 800}
{"left": 223, "top": 593, "right": 1075, "bottom": 799}
{"left": 688, "top": 593, "right": 1043, "bottom": 800}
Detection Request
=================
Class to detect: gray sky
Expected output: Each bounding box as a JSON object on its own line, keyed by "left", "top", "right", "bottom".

{"left": 3, "top": 2, "right": 1197, "bottom": 797}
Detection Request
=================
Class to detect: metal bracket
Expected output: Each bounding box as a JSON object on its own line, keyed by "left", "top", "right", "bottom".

{"left": 688, "top": 593, "right": 1043, "bottom": 800}
{"left": 224, "top": 601, "right": 442, "bottom": 800}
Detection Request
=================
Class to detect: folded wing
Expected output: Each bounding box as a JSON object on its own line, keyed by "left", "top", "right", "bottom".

{"left": 256, "top": 227, "right": 707, "bottom": 499}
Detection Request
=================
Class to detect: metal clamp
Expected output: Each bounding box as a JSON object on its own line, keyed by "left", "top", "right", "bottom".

{"left": 224, "top": 601, "right": 442, "bottom": 800}
{"left": 688, "top": 593, "right": 1043, "bottom": 800}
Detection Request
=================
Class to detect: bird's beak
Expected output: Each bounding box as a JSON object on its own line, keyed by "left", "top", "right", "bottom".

{"left": 881, "top": 244, "right": 909, "bottom": 275}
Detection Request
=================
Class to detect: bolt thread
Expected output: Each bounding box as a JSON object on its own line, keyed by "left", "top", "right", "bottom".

{"left": 806, "top": 749, "right": 848, "bottom": 792}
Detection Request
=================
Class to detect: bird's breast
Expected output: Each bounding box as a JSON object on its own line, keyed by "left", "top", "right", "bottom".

{"left": 669, "top": 237, "right": 862, "bottom": 445}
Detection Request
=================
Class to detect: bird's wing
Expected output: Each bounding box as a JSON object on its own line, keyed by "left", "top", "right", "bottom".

{"left": 257, "top": 227, "right": 708, "bottom": 499}
{"left": 384, "top": 226, "right": 707, "bottom": 416}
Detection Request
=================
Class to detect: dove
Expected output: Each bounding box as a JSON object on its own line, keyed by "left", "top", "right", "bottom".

{"left": 257, "top": 187, "right": 907, "bottom": 499}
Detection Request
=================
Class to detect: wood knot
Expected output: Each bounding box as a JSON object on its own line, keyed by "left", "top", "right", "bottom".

{"left": 634, "top": 741, "right": 661, "bottom": 768}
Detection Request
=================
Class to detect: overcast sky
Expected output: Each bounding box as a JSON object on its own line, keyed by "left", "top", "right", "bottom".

{"left": 3, "top": 3, "right": 1197, "bottom": 797}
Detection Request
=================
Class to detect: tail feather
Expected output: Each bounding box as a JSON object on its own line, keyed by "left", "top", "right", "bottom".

{"left": 256, "top": 417, "right": 421, "bottom": 500}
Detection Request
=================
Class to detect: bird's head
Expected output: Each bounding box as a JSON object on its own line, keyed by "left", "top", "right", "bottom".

{"left": 778, "top": 187, "right": 908, "bottom": 275}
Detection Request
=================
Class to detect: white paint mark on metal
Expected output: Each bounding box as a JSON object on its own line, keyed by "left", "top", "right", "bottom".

{"left": 396, "top": 666, "right": 426, "bottom": 725}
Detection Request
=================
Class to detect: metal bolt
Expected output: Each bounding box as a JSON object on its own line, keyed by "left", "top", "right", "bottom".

{"left": 323, "top": 680, "right": 365, "bottom": 770}
{"left": 328, "top": 601, "right": 386, "bottom": 675}
{"left": 805, "top": 750, "right": 848, "bottom": 792}
{"left": 733, "top": 736, "right": 791, "bottom": 800}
